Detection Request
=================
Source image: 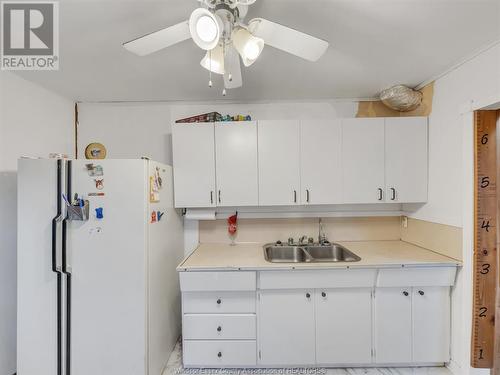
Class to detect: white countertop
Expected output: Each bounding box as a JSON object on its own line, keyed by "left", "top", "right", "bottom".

{"left": 177, "top": 240, "right": 461, "bottom": 271}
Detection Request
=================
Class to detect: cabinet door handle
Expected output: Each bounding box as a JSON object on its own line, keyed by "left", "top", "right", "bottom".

{"left": 216, "top": 298, "right": 222, "bottom": 305}
{"left": 378, "top": 188, "right": 383, "bottom": 201}
{"left": 321, "top": 292, "right": 327, "bottom": 298}
{"left": 218, "top": 190, "right": 221, "bottom": 204}
{"left": 390, "top": 187, "right": 396, "bottom": 201}
{"left": 403, "top": 291, "right": 409, "bottom": 296}
{"left": 306, "top": 189, "right": 310, "bottom": 203}
{"left": 217, "top": 326, "right": 222, "bottom": 332}
{"left": 306, "top": 292, "right": 311, "bottom": 299}
{"left": 293, "top": 190, "right": 297, "bottom": 203}
{"left": 217, "top": 352, "right": 222, "bottom": 358}
{"left": 418, "top": 290, "right": 425, "bottom": 296}
{"left": 210, "top": 191, "right": 214, "bottom": 204}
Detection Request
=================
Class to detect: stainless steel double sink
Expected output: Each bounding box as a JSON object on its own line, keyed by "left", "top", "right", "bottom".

{"left": 264, "top": 243, "right": 361, "bottom": 263}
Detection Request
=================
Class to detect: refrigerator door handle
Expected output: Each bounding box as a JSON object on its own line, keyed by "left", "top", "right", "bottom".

{"left": 62, "top": 160, "right": 72, "bottom": 375}
{"left": 62, "top": 161, "right": 72, "bottom": 276}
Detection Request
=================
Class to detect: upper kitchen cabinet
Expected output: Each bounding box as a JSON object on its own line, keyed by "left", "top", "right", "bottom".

{"left": 342, "top": 118, "right": 386, "bottom": 203}
{"left": 171, "top": 117, "right": 428, "bottom": 208}
{"left": 172, "top": 123, "right": 216, "bottom": 208}
{"left": 215, "top": 122, "right": 258, "bottom": 206}
{"left": 300, "top": 120, "right": 342, "bottom": 204}
{"left": 385, "top": 117, "right": 428, "bottom": 203}
{"left": 258, "top": 120, "right": 301, "bottom": 206}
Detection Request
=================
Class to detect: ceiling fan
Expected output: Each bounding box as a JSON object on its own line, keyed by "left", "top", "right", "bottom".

{"left": 123, "top": 0, "right": 329, "bottom": 95}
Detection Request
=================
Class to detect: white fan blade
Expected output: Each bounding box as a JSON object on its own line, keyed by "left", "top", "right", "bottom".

{"left": 247, "top": 18, "right": 328, "bottom": 62}
{"left": 123, "top": 21, "right": 190, "bottom": 56}
{"left": 224, "top": 46, "right": 242, "bottom": 89}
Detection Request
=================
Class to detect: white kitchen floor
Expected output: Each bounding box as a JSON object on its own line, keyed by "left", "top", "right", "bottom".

{"left": 162, "top": 341, "right": 454, "bottom": 375}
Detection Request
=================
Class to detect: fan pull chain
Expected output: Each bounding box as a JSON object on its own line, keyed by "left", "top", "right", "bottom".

{"left": 208, "top": 49, "right": 213, "bottom": 88}
{"left": 222, "top": 42, "right": 226, "bottom": 96}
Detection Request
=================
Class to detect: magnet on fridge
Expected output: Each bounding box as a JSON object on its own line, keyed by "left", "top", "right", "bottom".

{"left": 94, "top": 179, "right": 104, "bottom": 190}
{"left": 86, "top": 164, "right": 103, "bottom": 177}
{"left": 95, "top": 207, "right": 104, "bottom": 219}
{"left": 155, "top": 167, "right": 163, "bottom": 189}
{"left": 157, "top": 211, "right": 164, "bottom": 221}
{"left": 151, "top": 211, "right": 157, "bottom": 223}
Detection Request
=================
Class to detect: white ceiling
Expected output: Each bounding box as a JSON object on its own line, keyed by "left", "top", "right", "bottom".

{"left": 16, "top": 0, "right": 500, "bottom": 102}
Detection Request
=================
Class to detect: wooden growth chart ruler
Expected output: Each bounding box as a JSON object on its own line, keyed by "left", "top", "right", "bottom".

{"left": 472, "top": 110, "right": 498, "bottom": 369}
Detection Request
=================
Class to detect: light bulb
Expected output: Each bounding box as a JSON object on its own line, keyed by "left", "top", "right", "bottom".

{"left": 228, "top": 74, "right": 233, "bottom": 82}
{"left": 222, "top": 88, "right": 227, "bottom": 96}
{"left": 232, "top": 27, "right": 264, "bottom": 67}
{"left": 243, "top": 42, "right": 260, "bottom": 60}
{"left": 196, "top": 16, "right": 218, "bottom": 43}
{"left": 208, "top": 80, "right": 213, "bottom": 88}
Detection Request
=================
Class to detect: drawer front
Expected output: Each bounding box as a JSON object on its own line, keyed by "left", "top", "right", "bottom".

{"left": 180, "top": 271, "right": 256, "bottom": 291}
{"left": 377, "top": 267, "right": 457, "bottom": 287}
{"left": 183, "top": 292, "right": 256, "bottom": 313}
{"left": 183, "top": 314, "right": 256, "bottom": 340}
{"left": 183, "top": 340, "right": 257, "bottom": 367}
{"left": 259, "top": 269, "right": 377, "bottom": 289}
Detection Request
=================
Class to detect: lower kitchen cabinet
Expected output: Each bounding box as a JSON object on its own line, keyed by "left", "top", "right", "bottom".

{"left": 374, "top": 287, "right": 413, "bottom": 364}
{"left": 258, "top": 290, "right": 316, "bottom": 366}
{"left": 316, "top": 288, "right": 373, "bottom": 365}
{"left": 374, "top": 286, "right": 451, "bottom": 364}
{"left": 412, "top": 287, "right": 450, "bottom": 363}
{"left": 179, "top": 268, "right": 456, "bottom": 368}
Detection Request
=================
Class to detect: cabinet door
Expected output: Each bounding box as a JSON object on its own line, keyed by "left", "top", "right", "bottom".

{"left": 215, "top": 122, "right": 258, "bottom": 206}
{"left": 172, "top": 123, "right": 216, "bottom": 208}
{"left": 316, "top": 288, "right": 372, "bottom": 365}
{"left": 374, "top": 288, "right": 412, "bottom": 364}
{"left": 385, "top": 117, "right": 428, "bottom": 203}
{"left": 412, "top": 287, "right": 450, "bottom": 363}
{"left": 258, "top": 120, "right": 301, "bottom": 206}
{"left": 300, "top": 120, "right": 342, "bottom": 204}
{"left": 342, "top": 118, "right": 385, "bottom": 203}
{"left": 259, "top": 290, "right": 315, "bottom": 366}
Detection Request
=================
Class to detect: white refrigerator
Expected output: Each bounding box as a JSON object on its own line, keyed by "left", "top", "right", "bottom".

{"left": 17, "top": 158, "right": 184, "bottom": 375}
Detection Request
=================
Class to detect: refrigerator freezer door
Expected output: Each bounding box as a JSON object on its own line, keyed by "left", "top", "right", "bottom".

{"left": 146, "top": 161, "right": 184, "bottom": 375}
{"left": 18, "top": 159, "right": 62, "bottom": 375}
{"left": 69, "top": 160, "right": 148, "bottom": 375}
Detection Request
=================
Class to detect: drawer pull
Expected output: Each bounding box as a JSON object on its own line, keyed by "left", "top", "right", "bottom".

{"left": 403, "top": 291, "right": 409, "bottom": 296}
{"left": 321, "top": 292, "right": 327, "bottom": 298}
{"left": 217, "top": 351, "right": 222, "bottom": 358}
{"left": 217, "top": 326, "right": 222, "bottom": 332}
{"left": 216, "top": 299, "right": 222, "bottom": 305}
{"left": 306, "top": 292, "right": 311, "bottom": 299}
{"left": 418, "top": 290, "right": 425, "bottom": 296}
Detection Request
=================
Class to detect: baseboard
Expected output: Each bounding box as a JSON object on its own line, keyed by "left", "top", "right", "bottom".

{"left": 446, "top": 359, "right": 462, "bottom": 375}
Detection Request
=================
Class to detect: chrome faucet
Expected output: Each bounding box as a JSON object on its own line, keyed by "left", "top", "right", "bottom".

{"left": 299, "top": 235, "right": 308, "bottom": 245}
{"left": 318, "top": 218, "right": 328, "bottom": 245}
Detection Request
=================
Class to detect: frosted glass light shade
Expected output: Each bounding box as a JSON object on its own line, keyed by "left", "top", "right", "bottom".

{"left": 189, "top": 8, "right": 222, "bottom": 50}
{"left": 200, "top": 44, "right": 225, "bottom": 75}
{"left": 232, "top": 27, "right": 264, "bottom": 67}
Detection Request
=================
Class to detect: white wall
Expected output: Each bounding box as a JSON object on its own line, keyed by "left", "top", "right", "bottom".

{"left": 78, "top": 101, "right": 357, "bottom": 163}
{"left": 408, "top": 42, "right": 500, "bottom": 228}
{"left": 0, "top": 72, "right": 73, "bottom": 375}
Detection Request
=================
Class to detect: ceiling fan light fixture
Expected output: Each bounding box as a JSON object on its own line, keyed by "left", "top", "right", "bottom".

{"left": 232, "top": 27, "right": 264, "bottom": 67}
{"left": 200, "top": 44, "right": 225, "bottom": 75}
{"left": 189, "top": 8, "right": 223, "bottom": 50}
